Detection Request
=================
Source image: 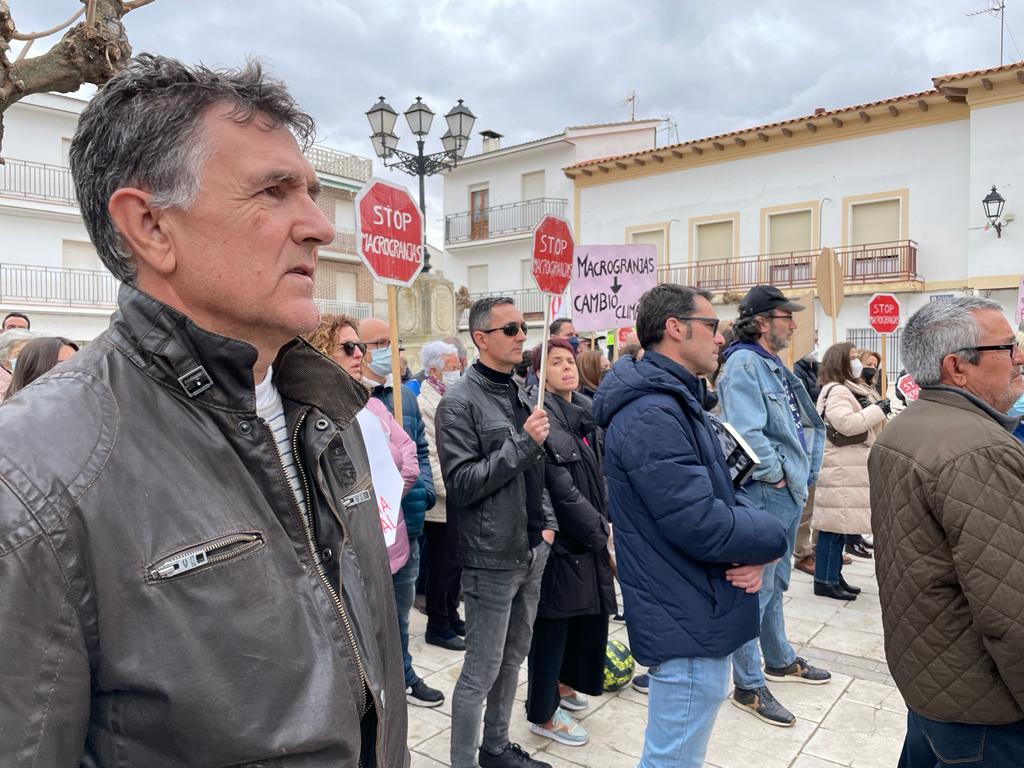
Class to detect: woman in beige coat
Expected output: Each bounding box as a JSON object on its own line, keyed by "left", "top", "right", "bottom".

{"left": 812, "top": 343, "right": 891, "bottom": 600}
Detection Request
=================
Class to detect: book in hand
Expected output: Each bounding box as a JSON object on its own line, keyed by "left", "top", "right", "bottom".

{"left": 707, "top": 414, "right": 760, "bottom": 488}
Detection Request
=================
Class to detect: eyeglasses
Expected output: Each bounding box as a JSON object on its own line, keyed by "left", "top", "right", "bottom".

{"left": 674, "top": 316, "right": 721, "bottom": 334}
{"left": 956, "top": 342, "right": 1019, "bottom": 356}
{"left": 335, "top": 341, "right": 367, "bottom": 357}
{"left": 480, "top": 321, "right": 529, "bottom": 337}
{"left": 364, "top": 337, "right": 402, "bottom": 350}
{"left": 765, "top": 314, "right": 794, "bottom": 322}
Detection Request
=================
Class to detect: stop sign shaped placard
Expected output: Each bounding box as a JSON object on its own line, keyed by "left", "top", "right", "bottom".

{"left": 532, "top": 214, "right": 574, "bottom": 295}
{"left": 355, "top": 177, "right": 424, "bottom": 286}
{"left": 869, "top": 293, "right": 901, "bottom": 335}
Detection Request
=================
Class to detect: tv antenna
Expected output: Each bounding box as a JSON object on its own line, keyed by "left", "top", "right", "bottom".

{"left": 967, "top": 0, "right": 1007, "bottom": 65}
{"left": 623, "top": 90, "right": 638, "bottom": 121}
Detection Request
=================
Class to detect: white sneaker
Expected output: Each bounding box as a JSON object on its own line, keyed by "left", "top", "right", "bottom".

{"left": 558, "top": 691, "right": 588, "bottom": 711}
{"left": 529, "top": 707, "right": 589, "bottom": 746}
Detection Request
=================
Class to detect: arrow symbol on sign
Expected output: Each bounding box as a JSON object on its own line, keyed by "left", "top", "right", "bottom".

{"left": 610, "top": 275, "right": 622, "bottom": 294}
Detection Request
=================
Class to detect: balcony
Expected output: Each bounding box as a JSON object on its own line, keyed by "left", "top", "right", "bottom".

{"left": 458, "top": 287, "right": 548, "bottom": 328}
{"left": 323, "top": 228, "right": 358, "bottom": 254}
{"left": 0, "top": 158, "right": 77, "bottom": 206}
{"left": 445, "top": 198, "right": 568, "bottom": 244}
{"left": 304, "top": 146, "right": 373, "bottom": 183}
{"left": 658, "top": 240, "right": 919, "bottom": 292}
{"left": 314, "top": 298, "right": 373, "bottom": 319}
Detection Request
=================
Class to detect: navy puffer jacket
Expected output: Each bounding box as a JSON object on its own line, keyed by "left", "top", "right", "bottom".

{"left": 373, "top": 385, "right": 436, "bottom": 537}
{"left": 593, "top": 351, "right": 788, "bottom": 665}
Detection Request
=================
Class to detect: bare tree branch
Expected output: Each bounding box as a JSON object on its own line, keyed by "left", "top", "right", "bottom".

{"left": 10, "top": 7, "right": 85, "bottom": 41}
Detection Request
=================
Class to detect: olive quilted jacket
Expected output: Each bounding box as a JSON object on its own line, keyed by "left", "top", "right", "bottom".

{"left": 869, "top": 386, "right": 1024, "bottom": 724}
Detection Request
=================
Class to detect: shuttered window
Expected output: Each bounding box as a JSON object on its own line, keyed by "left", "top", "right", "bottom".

{"left": 768, "top": 210, "right": 812, "bottom": 253}
{"left": 62, "top": 240, "right": 102, "bottom": 270}
{"left": 695, "top": 221, "right": 733, "bottom": 262}
{"left": 335, "top": 271, "right": 357, "bottom": 302}
{"left": 521, "top": 171, "right": 545, "bottom": 201}
{"left": 851, "top": 199, "right": 900, "bottom": 245}
{"left": 468, "top": 265, "right": 489, "bottom": 293}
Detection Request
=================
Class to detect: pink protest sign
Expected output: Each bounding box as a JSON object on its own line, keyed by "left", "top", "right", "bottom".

{"left": 570, "top": 245, "right": 658, "bottom": 333}
{"left": 1016, "top": 277, "right": 1024, "bottom": 325}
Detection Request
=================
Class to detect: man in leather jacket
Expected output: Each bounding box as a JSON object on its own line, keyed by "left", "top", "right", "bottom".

{"left": 437, "top": 297, "right": 558, "bottom": 768}
{"left": 0, "top": 55, "right": 407, "bottom": 767}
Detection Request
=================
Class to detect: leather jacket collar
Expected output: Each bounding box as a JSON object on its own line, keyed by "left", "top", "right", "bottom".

{"left": 108, "top": 283, "right": 367, "bottom": 426}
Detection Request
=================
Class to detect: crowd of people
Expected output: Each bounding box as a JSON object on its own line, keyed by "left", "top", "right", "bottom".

{"left": 2, "top": 53, "right": 1024, "bottom": 768}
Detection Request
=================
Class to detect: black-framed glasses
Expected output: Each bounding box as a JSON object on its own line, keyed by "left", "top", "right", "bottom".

{"left": 956, "top": 342, "right": 1019, "bottom": 356}
{"left": 480, "top": 321, "right": 529, "bottom": 337}
{"left": 674, "top": 316, "right": 721, "bottom": 334}
{"left": 765, "top": 313, "right": 794, "bottom": 321}
{"left": 364, "top": 337, "right": 402, "bottom": 350}
{"left": 336, "top": 341, "right": 367, "bottom": 357}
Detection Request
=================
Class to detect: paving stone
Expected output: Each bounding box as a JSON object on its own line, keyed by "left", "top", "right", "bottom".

{"left": 808, "top": 626, "right": 887, "bottom": 664}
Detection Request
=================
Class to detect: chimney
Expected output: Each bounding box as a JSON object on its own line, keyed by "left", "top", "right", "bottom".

{"left": 814, "top": 107, "right": 826, "bottom": 116}
{"left": 480, "top": 129, "right": 504, "bottom": 153}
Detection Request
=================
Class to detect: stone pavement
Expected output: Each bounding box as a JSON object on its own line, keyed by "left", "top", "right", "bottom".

{"left": 403, "top": 555, "right": 908, "bottom": 768}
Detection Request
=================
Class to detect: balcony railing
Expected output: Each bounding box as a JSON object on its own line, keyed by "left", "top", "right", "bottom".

{"left": 0, "top": 158, "right": 77, "bottom": 206}
{"left": 314, "top": 298, "right": 373, "bottom": 319}
{"left": 304, "top": 146, "right": 373, "bottom": 183}
{"left": 0, "top": 263, "right": 119, "bottom": 308}
{"left": 658, "top": 240, "right": 919, "bottom": 292}
{"left": 458, "top": 288, "right": 548, "bottom": 327}
{"left": 446, "top": 198, "right": 568, "bottom": 244}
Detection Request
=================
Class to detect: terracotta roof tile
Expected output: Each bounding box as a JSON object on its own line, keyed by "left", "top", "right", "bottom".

{"left": 932, "top": 60, "right": 1024, "bottom": 85}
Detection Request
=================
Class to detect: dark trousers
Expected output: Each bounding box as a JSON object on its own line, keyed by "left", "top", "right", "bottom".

{"left": 525, "top": 613, "right": 608, "bottom": 724}
{"left": 814, "top": 530, "right": 847, "bottom": 586}
{"left": 424, "top": 520, "right": 462, "bottom": 634}
{"left": 900, "top": 709, "right": 1024, "bottom": 767}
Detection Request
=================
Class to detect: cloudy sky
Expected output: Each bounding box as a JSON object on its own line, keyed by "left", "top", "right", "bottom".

{"left": 10, "top": 0, "right": 1022, "bottom": 242}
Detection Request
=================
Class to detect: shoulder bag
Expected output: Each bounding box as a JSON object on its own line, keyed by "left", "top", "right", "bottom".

{"left": 820, "top": 383, "right": 868, "bottom": 447}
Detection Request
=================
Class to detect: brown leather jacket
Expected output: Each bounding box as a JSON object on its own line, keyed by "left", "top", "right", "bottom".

{"left": 869, "top": 386, "right": 1024, "bottom": 724}
{"left": 0, "top": 285, "right": 409, "bottom": 766}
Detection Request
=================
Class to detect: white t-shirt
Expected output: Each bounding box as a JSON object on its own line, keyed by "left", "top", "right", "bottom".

{"left": 255, "top": 366, "right": 308, "bottom": 517}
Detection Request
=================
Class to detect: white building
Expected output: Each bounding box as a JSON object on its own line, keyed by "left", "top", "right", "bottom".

{"left": 565, "top": 62, "right": 1024, "bottom": 378}
{"left": 0, "top": 93, "right": 377, "bottom": 343}
{"left": 440, "top": 120, "right": 661, "bottom": 341}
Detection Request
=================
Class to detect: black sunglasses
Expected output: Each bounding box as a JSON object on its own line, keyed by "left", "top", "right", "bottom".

{"left": 336, "top": 341, "right": 367, "bottom": 356}
{"left": 675, "top": 316, "right": 721, "bottom": 334}
{"left": 480, "top": 322, "right": 529, "bottom": 337}
{"left": 956, "top": 342, "right": 1019, "bottom": 356}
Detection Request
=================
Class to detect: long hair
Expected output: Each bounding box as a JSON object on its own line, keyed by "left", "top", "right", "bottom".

{"left": 575, "top": 349, "right": 605, "bottom": 392}
{"left": 817, "top": 342, "right": 857, "bottom": 387}
{"left": 4, "top": 336, "right": 77, "bottom": 398}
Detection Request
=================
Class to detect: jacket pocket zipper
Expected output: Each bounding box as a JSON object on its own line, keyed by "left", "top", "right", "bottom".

{"left": 148, "top": 532, "right": 264, "bottom": 580}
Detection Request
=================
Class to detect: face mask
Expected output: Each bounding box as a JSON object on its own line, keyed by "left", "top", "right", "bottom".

{"left": 568, "top": 336, "right": 580, "bottom": 354}
{"left": 367, "top": 347, "right": 393, "bottom": 378}
{"left": 442, "top": 370, "right": 461, "bottom": 387}
{"left": 850, "top": 360, "right": 863, "bottom": 379}
{"left": 861, "top": 366, "right": 876, "bottom": 383}
{"left": 1009, "top": 393, "right": 1024, "bottom": 418}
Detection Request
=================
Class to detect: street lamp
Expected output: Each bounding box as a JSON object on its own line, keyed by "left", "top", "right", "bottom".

{"left": 366, "top": 95, "right": 476, "bottom": 272}
{"left": 982, "top": 185, "right": 1007, "bottom": 238}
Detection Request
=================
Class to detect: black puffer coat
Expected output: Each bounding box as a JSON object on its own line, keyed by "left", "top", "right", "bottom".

{"left": 535, "top": 390, "right": 617, "bottom": 619}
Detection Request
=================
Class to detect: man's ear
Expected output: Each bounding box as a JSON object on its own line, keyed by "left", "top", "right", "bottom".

{"left": 939, "top": 353, "right": 969, "bottom": 387}
{"left": 107, "top": 188, "right": 176, "bottom": 277}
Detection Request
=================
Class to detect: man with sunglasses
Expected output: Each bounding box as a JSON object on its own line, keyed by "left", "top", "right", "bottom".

{"left": 869, "top": 298, "right": 1024, "bottom": 767}
{"left": 717, "top": 285, "right": 828, "bottom": 728}
{"left": 437, "top": 297, "right": 557, "bottom": 768}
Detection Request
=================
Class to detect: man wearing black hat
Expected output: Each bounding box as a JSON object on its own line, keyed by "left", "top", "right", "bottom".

{"left": 717, "top": 285, "right": 827, "bottom": 727}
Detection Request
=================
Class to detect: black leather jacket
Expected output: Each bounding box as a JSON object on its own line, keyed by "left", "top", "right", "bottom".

{"left": 0, "top": 285, "right": 409, "bottom": 767}
{"left": 435, "top": 364, "right": 555, "bottom": 569}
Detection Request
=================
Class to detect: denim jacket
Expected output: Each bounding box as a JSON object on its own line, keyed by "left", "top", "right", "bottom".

{"left": 717, "top": 347, "right": 825, "bottom": 504}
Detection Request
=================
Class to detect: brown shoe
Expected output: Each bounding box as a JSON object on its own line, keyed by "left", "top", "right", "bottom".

{"left": 794, "top": 556, "right": 815, "bottom": 576}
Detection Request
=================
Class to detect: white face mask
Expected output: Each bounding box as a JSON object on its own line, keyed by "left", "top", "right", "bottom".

{"left": 441, "top": 370, "right": 461, "bottom": 386}
{"left": 850, "top": 359, "right": 863, "bottom": 379}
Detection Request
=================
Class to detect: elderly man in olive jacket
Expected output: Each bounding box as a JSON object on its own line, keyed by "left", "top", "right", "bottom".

{"left": 0, "top": 56, "right": 407, "bottom": 767}
{"left": 869, "top": 297, "right": 1024, "bottom": 767}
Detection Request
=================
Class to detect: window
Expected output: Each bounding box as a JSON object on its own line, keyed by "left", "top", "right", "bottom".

{"left": 334, "top": 198, "right": 355, "bottom": 231}
{"left": 521, "top": 258, "right": 533, "bottom": 290}
{"left": 468, "top": 264, "right": 489, "bottom": 294}
{"left": 62, "top": 240, "right": 102, "bottom": 270}
{"left": 851, "top": 199, "right": 900, "bottom": 245}
{"left": 629, "top": 228, "right": 667, "bottom": 267}
{"left": 695, "top": 221, "right": 733, "bottom": 262}
{"left": 470, "top": 184, "right": 489, "bottom": 240}
{"left": 335, "top": 271, "right": 357, "bottom": 303}
{"left": 767, "top": 210, "right": 813, "bottom": 253}
{"left": 60, "top": 137, "right": 73, "bottom": 167}
{"left": 521, "top": 171, "right": 545, "bottom": 201}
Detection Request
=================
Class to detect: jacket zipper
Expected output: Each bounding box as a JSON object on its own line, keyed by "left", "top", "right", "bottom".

{"left": 148, "top": 532, "right": 263, "bottom": 580}
{"left": 266, "top": 410, "right": 370, "bottom": 717}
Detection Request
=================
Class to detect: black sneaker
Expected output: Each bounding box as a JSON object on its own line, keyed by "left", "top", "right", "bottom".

{"left": 450, "top": 617, "right": 467, "bottom": 637}
{"left": 731, "top": 686, "right": 795, "bottom": 727}
{"left": 631, "top": 674, "right": 649, "bottom": 694}
{"left": 764, "top": 656, "right": 832, "bottom": 685}
{"left": 479, "top": 743, "right": 552, "bottom": 768}
{"left": 425, "top": 629, "right": 466, "bottom": 652}
{"left": 406, "top": 679, "right": 444, "bottom": 708}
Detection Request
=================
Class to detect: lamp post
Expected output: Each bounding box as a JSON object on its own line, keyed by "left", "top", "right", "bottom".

{"left": 366, "top": 95, "right": 476, "bottom": 272}
{"left": 982, "top": 185, "right": 1007, "bottom": 238}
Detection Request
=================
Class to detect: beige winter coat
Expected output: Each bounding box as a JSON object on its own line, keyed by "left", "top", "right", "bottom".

{"left": 811, "top": 380, "right": 887, "bottom": 535}
{"left": 418, "top": 379, "right": 447, "bottom": 524}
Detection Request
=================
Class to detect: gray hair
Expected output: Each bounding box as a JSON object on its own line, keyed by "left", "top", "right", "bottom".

{"left": 420, "top": 341, "right": 458, "bottom": 374}
{"left": 0, "top": 329, "right": 37, "bottom": 361}
{"left": 901, "top": 297, "right": 1004, "bottom": 385}
{"left": 70, "top": 53, "right": 316, "bottom": 285}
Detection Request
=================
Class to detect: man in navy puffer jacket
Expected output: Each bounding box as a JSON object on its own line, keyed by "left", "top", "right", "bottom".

{"left": 594, "top": 285, "right": 787, "bottom": 768}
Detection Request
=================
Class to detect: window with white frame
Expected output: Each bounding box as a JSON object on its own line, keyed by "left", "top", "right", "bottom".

{"left": 468, "top": 264, "right": 489, "bottom": 294}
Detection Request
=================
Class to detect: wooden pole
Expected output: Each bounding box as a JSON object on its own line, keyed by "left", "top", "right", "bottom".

{"left": 536, "top": 299, "right": 552, "bottom": 410}
{"left": 388, "top": 285, "right": 403, "bottom": 426}
{"left": 880, "top": 334, "right": 888, "bottom": 398}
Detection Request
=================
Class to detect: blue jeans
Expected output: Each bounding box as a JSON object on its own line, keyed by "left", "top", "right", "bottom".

{"left": 732, "top": 482, "right": 802, "bottom": 689}
{"left": 900, "top": 709, "right": 1024, "bottom": 767}
{"left": 392, "top": 534, "right": 421, "bottom": 687}
{"left": 640, "top": 656, "right": 731, "bottom": 768}
{"left": 814, "top": 531, "right": 846, "bottom": 586}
